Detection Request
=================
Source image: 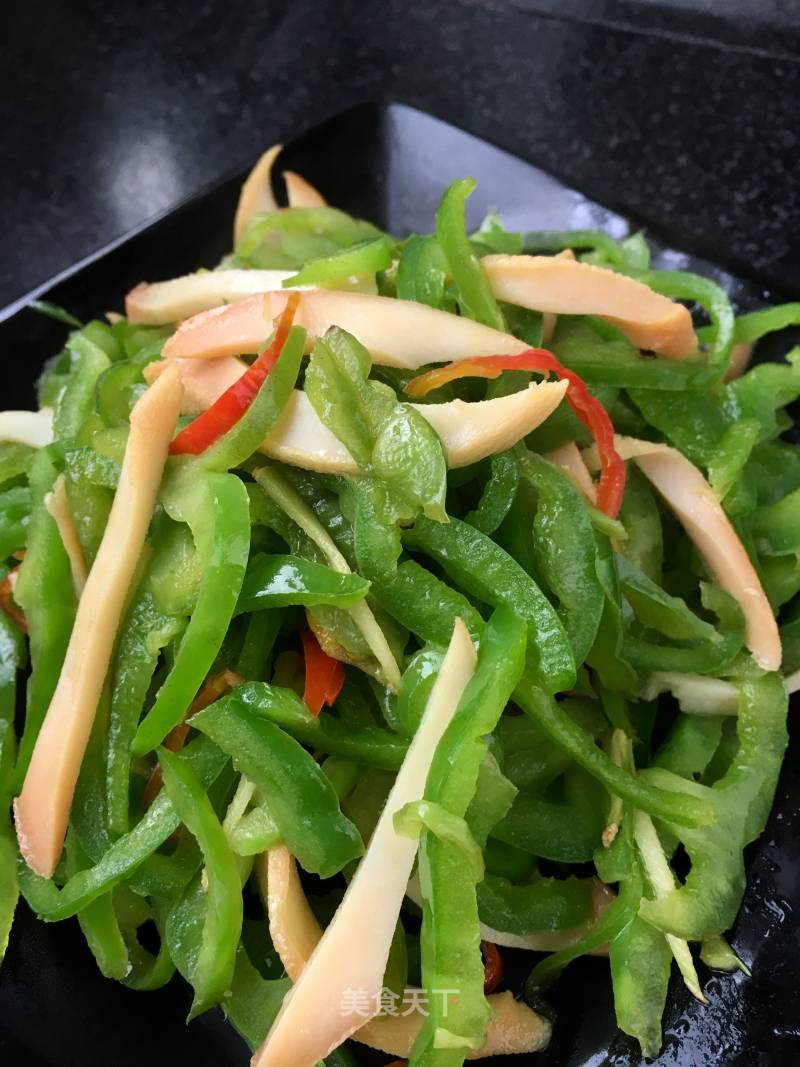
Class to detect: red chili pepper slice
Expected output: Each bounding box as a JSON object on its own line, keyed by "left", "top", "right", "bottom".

{"left": 300, "top": 627, "right": 346, "bottom": 717}
{"left": 481, "top": 940, "right": 504, "bottom": 994}
{"left": 169, "top": 292, "right": 301, "bottom": 455}
{"left": 405, "top": 348, "right": 626, "bottom": 518}
{"left": 0, "top": 566, "right": 26, "bottom": 633}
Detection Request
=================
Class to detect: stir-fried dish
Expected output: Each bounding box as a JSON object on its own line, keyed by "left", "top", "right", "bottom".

{"left": 2, "top": 146, "right": 800, "bottom": 1065}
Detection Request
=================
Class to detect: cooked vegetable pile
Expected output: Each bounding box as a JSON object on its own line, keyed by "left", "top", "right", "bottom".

{"left": 2, "top": 148, "right": 800, "bottom": 1065}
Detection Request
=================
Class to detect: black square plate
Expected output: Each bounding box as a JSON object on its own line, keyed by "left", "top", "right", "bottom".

{"left": 1, "top": 102, "right": 798, "bottom": 1067}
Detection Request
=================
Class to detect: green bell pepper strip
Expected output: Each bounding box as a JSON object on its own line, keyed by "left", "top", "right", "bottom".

{"left": 30, "top": 300, "right": 83, "bottom": 328}
{"left": 627, "top": 387, "right": 727, "bottom": 468}
{"left": 397, "top": 234, "right": 450, "bottom": 309}
{"left": 586, "top": 532, "right": 638, "bottom": 692}
{"left": 498, "top": 699, "right": 605, "bottom": 792}
{"left": 747, "top": 487, "right": 800, "bottom": 555}
{"left": 0, "top": 441, "right": 34, "bottom": 489}
{"left": 221, "top": 680, "right": 407, "bottom": 770}
{"left": 651, "top": 714, "right": 724, "bottom": 781}
{"left": 467, "top": 212, "right": 522, "bottom": 254}
{"left": 229, "top": 802, "right": 281, "bottom": 857}
{"left": 17, "top": 736, "right": 227, "bottom": 921}
{"left": 321, "top": 754, "right": 360, "bottom": 801}
{"left": 483, "top": 839, "right": 536, "bottom": 882}
{"left": 609, "top": 913, "right": 672, "bottom": 1059}
{"left": 408, "top": 607, "right": 527, "bottom": 1066}
{"left": 732, "top": 302, "right": 800, "bottom": 343}
{"left": 305, "top": 328, "right": 448, "bottom": 538}
{"left": 519, "top": 450, "right": 605, "bottom": 664}
{"left": 369, "top": 559, "right": 485, "bottom": 648}
{"left": 395, "top": 800, "right": 484, "bottom": 882}
{"left": 0, "top": 719, "right": 18, "bottom": 964}
{"left": 304, "top": 329, "right": 375, "bottom": 467}
{"left": 549, "top": 318, "right": 700, "bottom": 389}
{"left": 435, "top": 178, "right": 505, "bottom": 331}
{"left": 638, "top": 671, "right": 788, "bottom": 940}
{"left": 12, "top": 447, "right": 76, "bottom": 789}
{"left": 759, "top": 553, "right": 800, "bottom": 610}
{"left": 158, "top": 746, "right": 242, "bottom": 1018}
{"left": 493, "top": 769, "right": 608, "bottom": 863}
{"left": 708, "top": 419, "right": 761, "bottom": 502}
{"left": 464, "top": 450, "right": 518, "bottom": 535}
{"left": 65, "top": 830, "right": 129, "bottom": 980}
{"left": 347, "top": 477, "right": 407, "bottom": 581}
{"left": 76, "top": 319, "right": 123, "bottom": 361}
{"left": 235, "top": 608, "right": 281, "bottom": 680}
{"left": 404, "top": 515, "right": 575, "bottom": 692}
{"left": 465, "top": 751, "right": 517, "bottom": 848}
{"left": 127, "top": 834, "right": 204, "bottom": 900}
{"left": 528, "top": 868, "right": 643, "bottom": 990}
{"left": 65, "top": 467, "right": 113, "bottom": 568}
{"left": 622, "top": 630, "right": 741, "bottom": 675}
{"left": 397, "top": 646, "right": 445, "bottom": 738}
{"left": 477, "top": 872, "right": 593, "bottom": 935}
{"left": 641, "top": 269, "right": 733, "bottom": 383}
{"left": 222, "top": 944, "right": 291, "bottom": 1050}
{"left": 235, "top": 553, "right": 370, "bottom": 613}
{"left": 523, "top": 229, "right": 628, "bottom": 270}
{"left": 53, "top": 333, "right": 111, "bottom": 443}
{"left": 617, "top": 556, "right": 720, "bottom": 643}
{"left": 64, "top": 444, "right": 121, "bottom": 490}
{"left": 95, "top": 357, "right": 153, "bottom": 429}
{"left": 197, "top": 323, "right": 305, "bottom": 473}
{"left": 235, "top": 206, "right": 382, "bottom": 265}
{"left": 283, "top": 236, "right": 394, "bottom": 287}
{"left": 0, "top": 486, "right": 31, "bottom": 558}
{"left": 513, "top": 676, "right": 715, "bottom": 828}
{"left": 527, "top": 818, "right": 644, "bottom": 990}
{"left": 106, "top": 591, "right": 184, "bottom": 837}
{"left": 0, "top": 611, "right": 24, "bottom": 727}
{"left": 115, "top": 892, "right": 176, "bottom": 991}
{"left": 618, "top": 465, "right": 663, "bottom": 581}
{"left": 699, "top": 935, "right": 749, "bottom": 974}
{"left": 133, "top": 471, "right": 250, "bottom": 755}
{"left": 192, "top": 691, "right": 363, "bottom": 877}
{"left": 254, "top": 465, "right": 402, "bottom": 688}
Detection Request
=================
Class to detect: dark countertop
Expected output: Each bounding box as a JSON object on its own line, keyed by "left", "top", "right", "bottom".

{"left": 2, "top": 0, "right": 799, "bottom": 308}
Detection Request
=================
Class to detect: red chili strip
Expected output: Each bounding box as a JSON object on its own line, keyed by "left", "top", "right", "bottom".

{"left": 481, "top": 940, "right": 504, "bottom": 994}
{"left": 405, "top": 348, "right": 626, "bottom": 518}
{"left": 300, "top": 627, "right": 346, "bottom": 717}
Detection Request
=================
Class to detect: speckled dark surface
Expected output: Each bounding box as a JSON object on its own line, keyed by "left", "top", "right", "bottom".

{"left": 2, "top": 0, "right": 799, "bottom": 309}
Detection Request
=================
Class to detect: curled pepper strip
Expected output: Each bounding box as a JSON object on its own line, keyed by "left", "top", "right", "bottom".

{"left": 300, "top": 627, "right": 345, "bottom": 717}
{"left": 481, "top": 941, "right": 504, "bottom": 994}
{"left": 169, "top": 292, "right": 300, "bottom": 455}
{"left": 405, "top": 348, "right": 626, "bottom": 518}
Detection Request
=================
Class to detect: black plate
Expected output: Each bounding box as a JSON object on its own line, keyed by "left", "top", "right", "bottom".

{"left": 1, "top": 103, "right": 798, "bottom": 1067}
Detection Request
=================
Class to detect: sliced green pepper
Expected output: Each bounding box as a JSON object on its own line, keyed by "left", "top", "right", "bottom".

{"left": 410, "top": 607, "right": 526, "bottom": 1065}
{"left": 404, "top": 515, "right": 575, "bottom": 692}
{"left": 12, "top": 448, "right": 76, "bottom": 788}
{"left": 435, "top": 178, "right": 505, "bottom": 331}
{"left": 192, "top": 691, "right": 363, "bottom": 876}
{"left": 159, "top": 747, "right": 242, "bottom": 1018}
